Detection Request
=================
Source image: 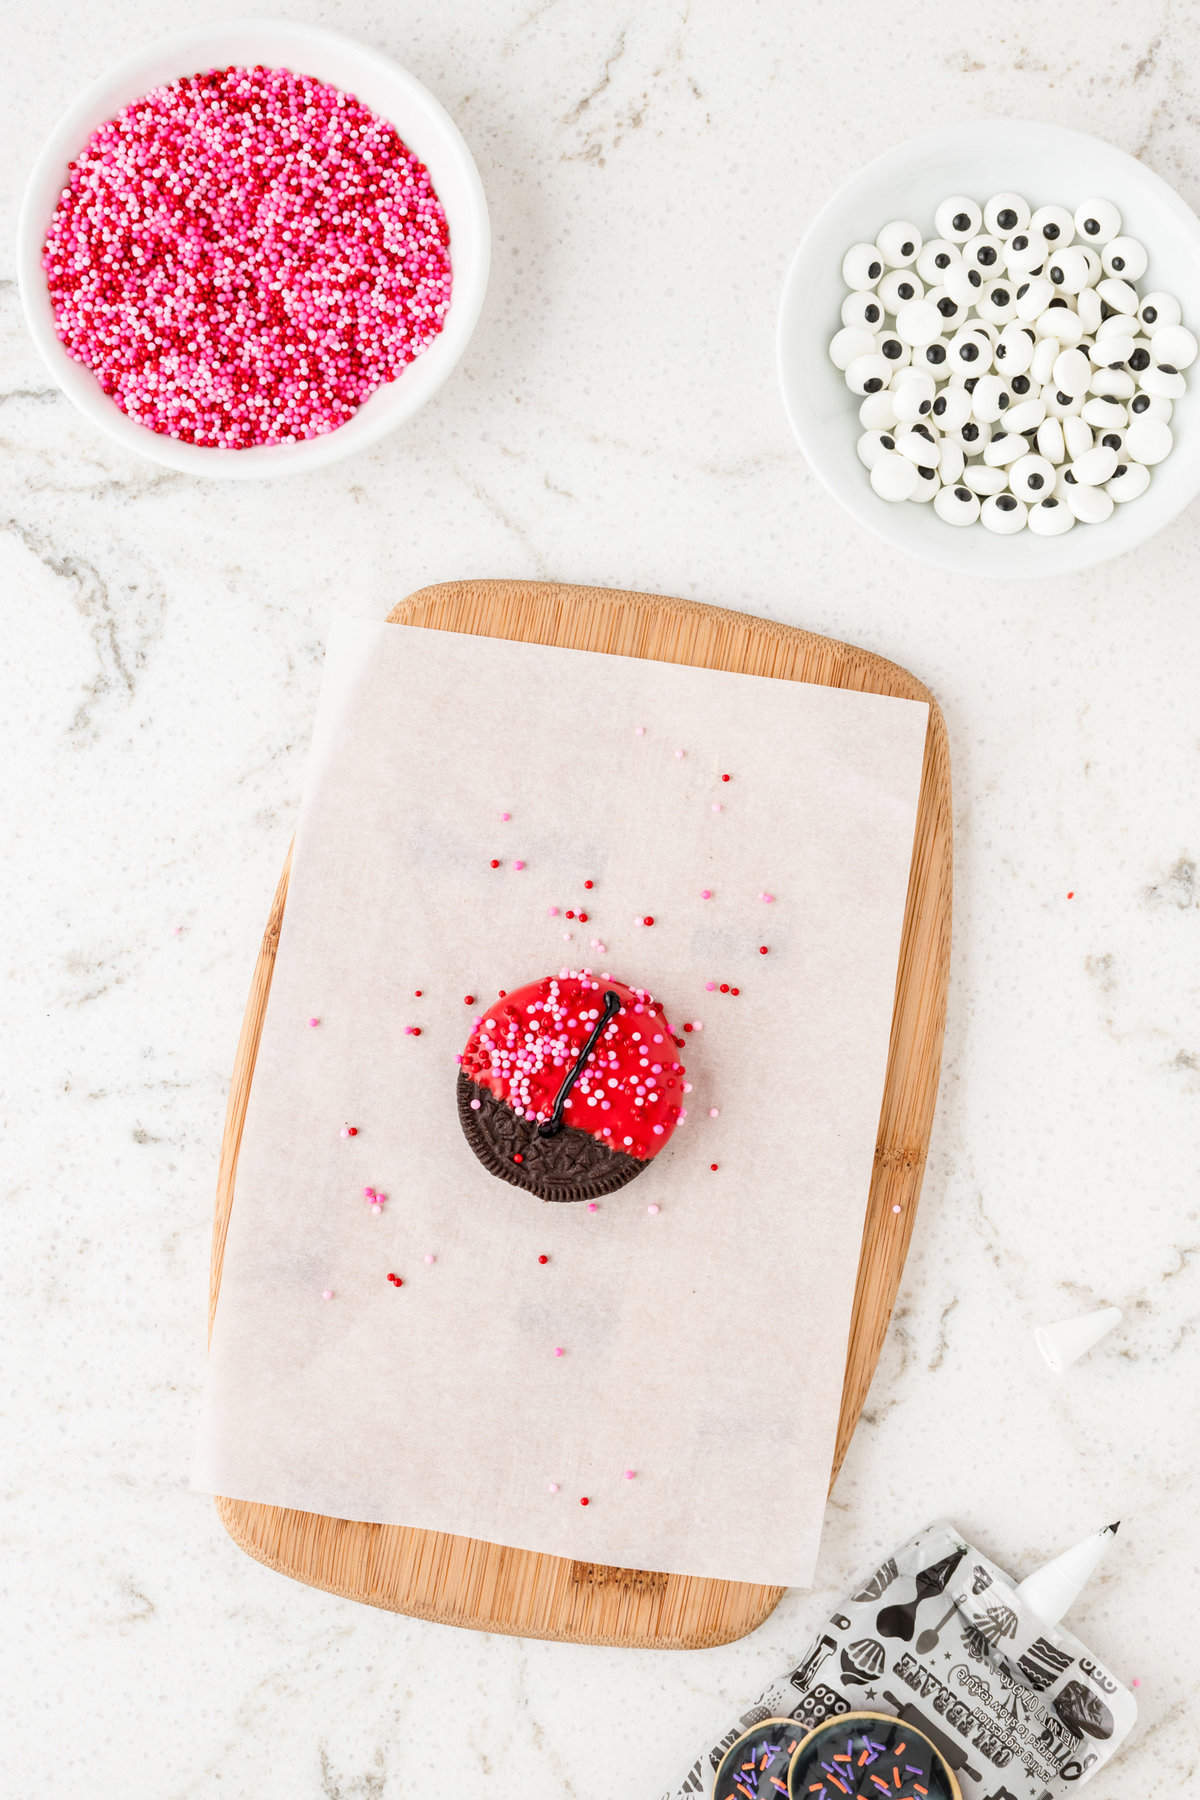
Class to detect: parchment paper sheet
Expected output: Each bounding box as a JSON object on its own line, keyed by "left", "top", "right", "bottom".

{"left": 194, "top": 618, "right": 929, "bottom": 1586}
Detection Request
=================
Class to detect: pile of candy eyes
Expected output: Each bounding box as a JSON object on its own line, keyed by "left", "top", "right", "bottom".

{"left": 830, "top": 192, "right": 1196, "bottom": 535}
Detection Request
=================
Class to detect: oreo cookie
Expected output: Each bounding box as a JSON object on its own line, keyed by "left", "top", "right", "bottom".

{"left": 457, "top": 971, "right": 685, "bottom": 1201}
{"left": 787, "top": 1713, "right": 961, "bottom": 1800}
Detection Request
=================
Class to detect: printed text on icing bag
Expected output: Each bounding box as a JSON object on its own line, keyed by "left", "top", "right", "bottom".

{"left": 662, "top": 1520, "right": 1137, "bottom": 1800}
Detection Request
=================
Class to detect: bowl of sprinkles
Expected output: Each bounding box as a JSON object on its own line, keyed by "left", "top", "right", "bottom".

{"left": 17, "top": 20, "right": 490, "bottom": 474}
{"left": 778, "top": 119, "right": 1200, "bottom": 576}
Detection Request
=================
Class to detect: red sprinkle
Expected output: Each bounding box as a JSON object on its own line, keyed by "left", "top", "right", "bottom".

{"left": 719, "top": 982, "right": 729, "bottom": 993}
{"left": 409, "top": 1026, "right": 422, "bottom": 1036}
{"left": 730, "top": 987, "right": 740, "bottom": 996}
{"left": 565, "top": 909, "right": 576, "bottom": 919}
{"left": 387, "top": 1273, "right": 403, "bottom": 1287}
{"left": 513, "top": 1153, "right": 524, "bottom": 1164}
{"left": 579, "top": 1496, "right": 590, "bottom": 1506}
{"left": 643, "top": 915, "right": 655, "bottom": 926}
{"left": 683, "top": 1022, "right": 694, "bottom": 1033}
{"left": 710, "top": 1163, "right": 719, "bottom": 1171}
{"left": 578, "top": 911, "right": 589, "bottom": 922}
{"left": 538, "top": 1254, "right": 549, "bottom": 1264}
{"left": 464, "top": 994, "right": 475, "bottom": 1005}
{"left": 490, "top": 859, "right": 501, "bottom": 868}
{"left": 414, "top": 989, "right": 423, "bottom": 997}
{"left": 1067, "top": 890, "right": 1075, "bottom": 899}
{"left": 759, "top": 945, "right": 769, "bottom": 955}
{"left": 584, "top": 880, "right": 594, "bottom": 889}
{"left": 346, "top": 1126, "right": 358, "bottom": 1137}
{"left": 721, "top": 773, "right": 731, "bottom": 782}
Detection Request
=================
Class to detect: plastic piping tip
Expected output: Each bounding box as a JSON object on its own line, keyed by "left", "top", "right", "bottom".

{"left": 1034, "top": 1305, "right": 1123, "bottom": 1373}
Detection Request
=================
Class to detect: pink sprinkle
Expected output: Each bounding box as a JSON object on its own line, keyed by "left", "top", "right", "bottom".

{"left": 675, "top": 749, "right": 685, "bottom": 759}
{"left": 470, "top": 1098, "right": 481, "bottom": 1111}
{"left": 375, "top": 1192, "right": 387, "bottom": 1204}
{"left": 308, "top": 1016, "right": 320, "bottom": 1027}
{"left": 709, "top": 1107, "right": 719, "bottom": 1117}
{"left": 370, "top": 1203, "right": 382, "bottom": 1214}
{"left": 321, "top": 1289, "right": 333, "bottom": 1300}
{"left": 339, "top": 1126, "right": 350, "bottom": 1138}
{"left": 587, "top": 1202, "right": 599, "bottom": 1213}
{"left": 363, "top": 1187, "right": 376, "bottom": 1199}
{"left": 554, "top": 1346, "right": 565, "bottom": 1357}
{"left": 700, "top": 888, "right": 712, "bottom": 899}
{"left": 42, "top": 67, "right": 453, "bottom": 449}
{"left": 624, "top": 1469, "right": 636, "bottom": 1479}
{"left": 760, "top": 892, "right": 775, "bottom": 903}
{"left": 548, "top": 1482, "right": 559, "bottom": 1493}
{"left": 513, "top": 860, "right": 526, "bottom": 871}
{"left": 424, "top": 1253, "right": 435, "bottom": 1265}
{"left": 500, "top": 811, "right": 511, "bottom": 821}
{"left": 705, "top": 981, "right": 717, "bottom": 991}
{"left": 647, "top": 1203, "right": 660, "bottom": 1215}
{"left": 711, "top": 802, "right": 722, "bottom": 812}
{"left": 548, "top": 905, "right": 560, "bottom": 917}
{"left": 1132, "top": 1677, "right": 1141, "bottom": 1687}
{"left": 634, "top": 726, "right": 645, "bottom": 736}
{"left": 892, "top": 1203, "right": 902, "bottom": 1213}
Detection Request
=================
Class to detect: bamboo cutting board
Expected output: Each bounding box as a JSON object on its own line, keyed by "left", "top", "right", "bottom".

{"left": 210, "top": 580, "right": 952, "bottom": 1647}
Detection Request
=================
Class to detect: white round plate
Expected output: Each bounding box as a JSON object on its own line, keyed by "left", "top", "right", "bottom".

{"left": 777, "top": 120, "right": 1200, "bottom": 577}
{"left": 16, "top": 19, "right": 490, "bottom": 478}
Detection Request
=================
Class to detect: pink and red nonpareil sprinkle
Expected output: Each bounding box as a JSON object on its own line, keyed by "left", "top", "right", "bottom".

{"left": 42, "top": 65, "right": 452, "bottom": 448}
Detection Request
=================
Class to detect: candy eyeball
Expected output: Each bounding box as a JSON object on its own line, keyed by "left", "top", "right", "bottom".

{"left": 1070, "top": 444, "right": 1120, "bottom": 486}
{"left": 1088, "top": 330, "right": 1135, "bottom": 367}
{"left": 829, "top": 325, "right": 878, "bottom": 370}
{"left": 876, "top": 219, "right": 923, "bottom": 267}
{"left": 877, "top": 331, "right": 912, "bottom": 370}
{"left": 1096, "top": 428, "right": 1127, "bottom": 459}
{"left": 1082, "top": 396, "right": 1127, "bottom": 431}
{"left": 916, "top": 238, "right": 961, "bottom": 284}
{"left": 944, "top": 259, "right": 984, "bottom": 306}
{"left": 894, "top": 298, "right": 945, "bottom": 347}
{"left": 1030, "top": 337, "right": 1060, "bottom": 386}
{"left": 1044, "top": 385, "right": 1085, "bottom": 419}
{"left": 1065, "top": 481, "right": 1114, "bottom": 524}
{"left": 915, "top": 337, "right": 951, "bottom": 374}
{"left": 1008, "top": 371, "right": 1033, "bottom": 396}
{"left": 1046, "top": 246, "right": 1093, "bottom": 295}
{"left": 856, "top": 428, "right": 899, "bottom": 469}
{"left": 1030, "top": 203, "right": 1075, "bottom": 247}
{"left": 957, "top": 417, "right": 991, "bottom": 453}
{"left": 1004, "top": 232, "right": 1045, "bottom": 277}
{"left": 1148, "top": 324, "right": 1198, "bottom": 370}
{"left": 1076, "top": 285, "right": 1103, "bottom": 334}
{"left": 1096, "top": 276, "right": 1139, "bottom": 315}
{"left": 1027, "top": 495, "right": 1075, "bottom": 535}
{"left": 982, "top": 430, "right": 1026, "bottom": 467}
{"left": 930, "top": 383, "right": 971, "bottom": 430}
{"left": 970, "top": 371, "right": 1011, "bottom": 421}
{"left": 1008, "top": 452, "right": 1056, "bottom": 501}
{"left": 980, "top": 492, "right": 1028, "bottom": 533}
{"left": 1036, "top": 415, "right": 1066, "bottom": 463}
{"left": 877, "top": 269, "right": 924, "bottom": 312}
{"left": 907, "top": 462, "right": 941, "bottom": 502}
{"left": 963, "top": 233, "right": 1005, "bottom": 275}
{"left": 894, "top": 424, "right": 939, "bottom": 463}
{"left": 934, "top": 195, "right": 982, "bottom": 242}
{"left": 1033, "top": 304, "right": 1085, "bottom": 345}
{"left": 983, "top": 191, "right": 1030, "bottom": 236}
{"left": 845, "top": 351, "right": 892, "bottom": 395}
{"left": 947, "top": 326, "right": 990, "bottom": 373}
{"left": 1073, "top": 197, "right": 1121, "bottom": 244}
{"left": 841, "top": 290, "right": 885, "bottom": 330}
{"left": 937, "top": 435, "right": 965, "bottom": 483}
{"left": 869, "top": 451, "right": 919, "bottom": 501}
{"left": 976, "top": 279, "right": 1017, "bottom": 325}
{"left": 1137, "top": 290, "right": 1182, "bottom": 333}
{"left": 1102, "top": 236, "right": 1148, "bottom": 281}
{"left": 1062, "top": 416, "right": 1094, "bottom": 462}
{"left": 1052, "top": 346, "right": 1091, "bottom": 395}
{"left": 1106, "top": 460, "right": 1151, "bottom": 502}
{"left": 1015, "top": 275, "right": 1054, "bottom": 322}
{"left": 924, "top": 285, "right": 964, "bottom": 328}
{"left": 891, "top": 369, "right": 937, "bottom": 419}
{"left": 1003, "top": 394, "right": 1046, "bottom": 435}
{"left": 843, "top": 242, "right": 885, "bottom": 289}
{"left": 1129, "top": 391, "right": 1172, "bottom": 422}
{"left": 933, "top": 482, "right": 980, "bottom": 525}
{"left": 1140, "top": 362, "right": 1186, "bottom": 399}
{"left": 962, "top": 461, "right": 1006, "bottom": 495}
{"left": 1124, "top": 416, "right": 1174, "bottom": 464}
{"left": 994, "top": 321, "right": 1035, "bottom": 374}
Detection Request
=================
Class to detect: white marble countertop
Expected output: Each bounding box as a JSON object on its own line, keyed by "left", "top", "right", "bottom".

{"left": 4, "top": 2, "right": 1198, "bottom": 1795}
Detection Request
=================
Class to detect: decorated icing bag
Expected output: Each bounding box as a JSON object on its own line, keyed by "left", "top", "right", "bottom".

{"left": 662, "top": 1521, "right": 1136, "bottom": 1800}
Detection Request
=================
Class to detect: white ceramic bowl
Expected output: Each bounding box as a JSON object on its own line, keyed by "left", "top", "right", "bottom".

{"left": 778, "top": 120, "right": 1200, "bottom": 577}
{"left": 16, "top": 19, "right": 490, "bottom": 477}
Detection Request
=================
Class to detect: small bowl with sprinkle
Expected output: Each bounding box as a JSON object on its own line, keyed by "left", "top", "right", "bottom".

{"left": 778, "top": 119, "right": 1200, "bottom": 576}
{"left": 17, "top": 19, "right": 490, "bottom": 477}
